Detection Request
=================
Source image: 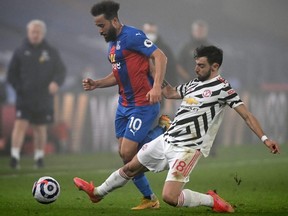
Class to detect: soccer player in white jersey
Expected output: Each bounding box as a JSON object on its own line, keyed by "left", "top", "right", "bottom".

{"left": 74, "top": 45, "right": 280, "bottom": 213}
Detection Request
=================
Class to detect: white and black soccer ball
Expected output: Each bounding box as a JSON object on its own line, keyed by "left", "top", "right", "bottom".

{"left": 32, "top": 176, "right": 60, "bottom": 204}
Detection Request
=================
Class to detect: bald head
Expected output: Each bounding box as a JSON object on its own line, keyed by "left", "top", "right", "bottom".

{"left": 191, "top": 20, "right": 208, "bottom": 40}
{"left": 142, "top": 22, "right": 158, "bottom": 42}
{"left": 27, "top": 20, "right": 47, "bottom": 45}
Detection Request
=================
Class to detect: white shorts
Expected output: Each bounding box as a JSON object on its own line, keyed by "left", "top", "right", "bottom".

{"left": 137, "top": 135, "right": 202, "bottom": 183}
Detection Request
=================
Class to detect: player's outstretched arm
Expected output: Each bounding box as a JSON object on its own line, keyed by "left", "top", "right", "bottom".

{"left": 146, "top": 49, "right": 167, "bottom": 104}
{"left": 234, "top": 104, "right": 280, "bottom": 154}
{"left": 82, "top": 72, "right": 117, "bottom": 91}
{"left": 161, "top": 80, "right": 182, "bottom": 99}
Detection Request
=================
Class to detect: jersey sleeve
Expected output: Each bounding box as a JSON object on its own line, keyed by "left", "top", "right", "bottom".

{"left": 220, "top": 83, "right": 243, "bottom": 108}
{"left": 176, "top": 81, "right": 192, "bottom": 98}
{"left": 126, "top": 31, "right": 158, "bottom": 57}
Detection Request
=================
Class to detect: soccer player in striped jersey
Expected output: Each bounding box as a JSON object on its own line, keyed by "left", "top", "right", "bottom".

{"left": 81, "top": 1, "right": 167, "bottom": 210}
{"left": 75, "top": 45, "right": 280, "bottom": 213}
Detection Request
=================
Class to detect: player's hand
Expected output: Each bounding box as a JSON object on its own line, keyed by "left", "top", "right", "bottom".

{"left": 48, "top": 81, "right": 59, "bottom": 95}
{"left": 264, "top": 139, "right": 280, "bottom": 154}
{"left": 82, "top": 78, "right": 97, "bottom": 91}
{"left": 146, "top": 86, "right": 162, "bottom": 104}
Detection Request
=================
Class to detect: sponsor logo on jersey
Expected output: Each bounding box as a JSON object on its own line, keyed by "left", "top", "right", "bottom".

{"left": 109, "top": 53, "right": 116, "bottom": 63}
{"left": 184, "top": 97, "right": 199, "bottom": 105}
{"left": 144, "top": 39, "right": 153, "bottom": 48}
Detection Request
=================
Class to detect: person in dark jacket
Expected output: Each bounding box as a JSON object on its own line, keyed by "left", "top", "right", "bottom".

{"left": 178, "top": 20, "right": 210, "bottom": 82}
{"left": 7, "top": 20, "right": 66, "bottom": 169}
{"left": 142, "top": 22, "right": 178, "bottom": 116}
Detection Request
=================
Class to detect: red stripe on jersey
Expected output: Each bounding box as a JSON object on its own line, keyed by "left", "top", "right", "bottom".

{"left": 113, "top": 69, "right": 128, "bottom": 107}
{"left": 122, "top": 50, "right": 152, "bottom": 106}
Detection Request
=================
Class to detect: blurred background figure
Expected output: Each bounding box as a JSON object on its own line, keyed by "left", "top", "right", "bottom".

{"left": 7, "top": 20, "right": 66, "bottom": 169}
{"left": 0, "top": 61, "right": 15, "bottom": 153}
{"left": 142, "top": 22, "right": 178, "bottom": 116}
{"left": 0, "top": 62, "right": 15, "bottom": 105}
{"left": 178, "top": 20, "right": 210, "bottom": 82}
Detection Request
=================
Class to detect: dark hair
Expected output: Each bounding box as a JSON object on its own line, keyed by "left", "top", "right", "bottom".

{"left": 194, "top": 45, "right": 223, "bottom": 67}
{"left": 91, "top": 1, "right": 120, "bottom": 20}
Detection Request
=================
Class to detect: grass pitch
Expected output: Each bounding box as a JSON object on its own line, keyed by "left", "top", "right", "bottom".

{"left": 0, "top": 144, "right": 287, "bottom": 216}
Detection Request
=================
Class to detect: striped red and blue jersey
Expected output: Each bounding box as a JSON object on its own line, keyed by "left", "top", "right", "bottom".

{"left": 108, "top": 25, "right": 158, "bottom": 107}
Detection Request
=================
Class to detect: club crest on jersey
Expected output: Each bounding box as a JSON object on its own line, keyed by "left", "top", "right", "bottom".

{"left": 202, "top": 89, "right": 212, "bottom": 98}
{"left": 39, "top": 50, "right": 50, "bottom": 63}
{"left": 116, "top": 41, "right": 121, "bottom": 50}
{"left": 144, "top": 39, "right": 153, "bottom": 48}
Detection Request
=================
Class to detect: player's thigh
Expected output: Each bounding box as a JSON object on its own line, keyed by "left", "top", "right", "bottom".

{"left": 137, "top": 135, "right": 168, "bottom": 172}
{"left": 119, "top": 137, "right": 139, "bottom": 162}
{"left": 13, "top": 119, "right": 29, "bottom": 134}
{"left": 166, "top": 148, "right": 202, "bottom": 183}
{"left": 115, "top": 107, "right": 128, "bottom": 139}
{"left": 124, "top": 104, "right": 160, "bottom": 143}
{"left": 31, "top": 124, "right": 47, "bottom": 137}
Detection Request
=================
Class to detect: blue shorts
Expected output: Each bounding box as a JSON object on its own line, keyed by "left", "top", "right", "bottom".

{"left": 115, "top": 103, "right": 160, "bottom": 143}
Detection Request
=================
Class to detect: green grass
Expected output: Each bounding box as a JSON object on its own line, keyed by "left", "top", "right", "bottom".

{"left": 0, "top": 144, "right": 288, "bottom": 216}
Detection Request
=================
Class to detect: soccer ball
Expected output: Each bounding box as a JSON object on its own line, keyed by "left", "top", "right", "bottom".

{"left": 32, "top": 176, "right": 60, "bottom": 204}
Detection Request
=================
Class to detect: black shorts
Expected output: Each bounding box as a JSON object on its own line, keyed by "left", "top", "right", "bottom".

{"left": 16, "top": 108, "right": 54, "bottom": 125}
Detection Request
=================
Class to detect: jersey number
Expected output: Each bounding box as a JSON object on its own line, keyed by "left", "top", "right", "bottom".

{"left": 129, "top": 117, "right": 142, "bottom": 131}
{"left": 172, "top": 159, "right": 187, "bottom": 172}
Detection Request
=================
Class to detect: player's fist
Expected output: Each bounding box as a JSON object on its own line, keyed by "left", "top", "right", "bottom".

{"left": 82, "top": 78, "right": 97, "bottom": 91}
{"left": 146, "top": 86, "right": 162, "bottom": 104}
{"left": 264, "top": 139, "right": 280, "bottom": 154}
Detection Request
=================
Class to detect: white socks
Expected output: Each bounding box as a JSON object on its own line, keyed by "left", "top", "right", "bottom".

{"left": 11, "top": 147, "right": 20, "bottom": 160}
{"left": 11, "top": 148, "right": 45, "bottom": 161}
{"left": 177, "top": 189, "right": 214, "bottom": 207}
{"left": 34, "top": 149, "right": 44, "bottom": 161}
{"left": 95, "top": 168, "right": 131, "bottom": 196}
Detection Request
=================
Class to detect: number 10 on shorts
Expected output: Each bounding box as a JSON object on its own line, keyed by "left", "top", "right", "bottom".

{"left": 129, "top": 117, "right": 142, "bottom": 136}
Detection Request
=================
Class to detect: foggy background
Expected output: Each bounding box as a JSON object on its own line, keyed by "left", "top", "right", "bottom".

{"left": 0, "top": 0, "right": 287, "bottom": 154}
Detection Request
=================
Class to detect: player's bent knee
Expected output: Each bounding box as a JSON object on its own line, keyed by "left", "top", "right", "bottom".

{"left": 162, "top": 193, "right": 178, "bottom": 207}
{"left": 122, "top": 164, "right": 138, "bottom": 178}
{"left": 122, "top": 159, "right": 146, "bottom": 178}
{"left": 119, "top": 150, "right": 135, "bottom": 163}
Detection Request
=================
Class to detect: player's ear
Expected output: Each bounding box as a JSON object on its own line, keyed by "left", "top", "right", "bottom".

{"left": 211, "top": 63, "right": 220, "bottom": 72}
{"left": 111, "top": 17, "right": 118, "bottom": 27}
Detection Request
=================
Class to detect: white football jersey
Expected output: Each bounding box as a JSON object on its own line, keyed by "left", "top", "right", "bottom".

{"left": 163, "top": 75, "right": 243, "bottom": 157}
